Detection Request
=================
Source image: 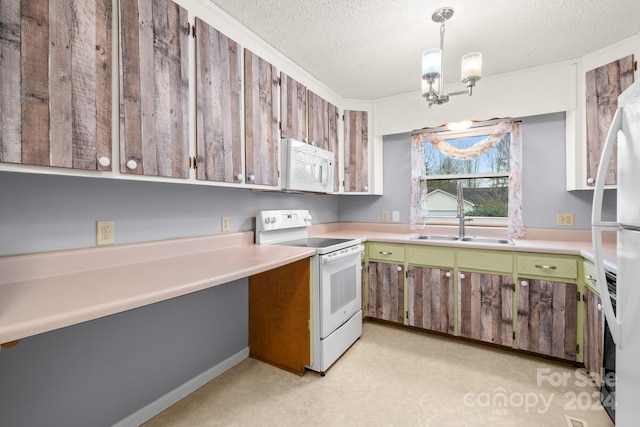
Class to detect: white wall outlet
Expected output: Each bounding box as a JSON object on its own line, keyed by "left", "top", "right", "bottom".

{"left": 382, "top": 211, "right": 389, "bottom": 221}
{"left": 392, "top": 211, "right": 400, "bottom": 222}
{"left": 221, "top": 216, "right": 230, "bottom": 232}
{"left": 96, "top": 221, "right": 114, "bottom": 245}
{"left": 557, "top": 213, "right": 575, "bottom": 227}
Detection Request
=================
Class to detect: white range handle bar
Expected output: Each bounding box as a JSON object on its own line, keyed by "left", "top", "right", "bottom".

{"left": 591, "top": 106, "right": 622, "bottom": 347}
{"left": 321, "top": 246, "right": 363, "bottom": 264}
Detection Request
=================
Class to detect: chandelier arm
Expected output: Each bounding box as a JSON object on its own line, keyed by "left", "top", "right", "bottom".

{"left": 439, "top": 20, "right": 446, "bottom": 96}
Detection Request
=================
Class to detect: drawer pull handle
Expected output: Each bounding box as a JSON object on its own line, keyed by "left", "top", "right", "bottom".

{"left": 379, "top": 251, "right": 392, "bottom": 255}
{"left": 586, "top": 275, "right": 595, "bottom": 281}
{"left": 534, "top": 264, "right": 557, "bottom": 270}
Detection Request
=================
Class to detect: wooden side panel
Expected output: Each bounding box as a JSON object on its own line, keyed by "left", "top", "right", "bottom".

{"left": 280, "top": 72, "right": 307, "bottom": 141}
{"left": 583, "top": 288, "right": 603, "bottom": 386}
{"left": 585, "top": 55, "right": 634, "bottom": 186}
{"left": 120, "top": 0, "right": 189, "bottom": 178}
{"left": 343, "top": 110, "right": 369, "bottom": 192}
{"left": 368, "top": 261, "right": 404, "bottom": 324}
{"left": 328, "top": 102, "right": 339, "bottom": 192}
{"left": 516, "top": 279, "right": 577, "bottom": 360}
{"left": 0, "top": 0, "right": 22, "bottom": 163}
{"left": 459, "top": 271, "right": 512, "bottom": 346}
{"left": 307, "top": 91, "right": 328, "bottom": 150}
{"left": 244, "top": 49, "right": 279, "bottom": 186}
{"left": 249, "top": 258, "right": 310, "bottom": 375}
{"left": 407, "top": 266, "right": 454, "bottom": 334}
{"left": 195, "top": 18, "right": 242, "bottom": 183}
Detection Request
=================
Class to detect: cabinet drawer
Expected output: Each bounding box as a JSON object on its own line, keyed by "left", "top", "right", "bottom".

{"left": 517, "top": 255, "right": 577, "bottom": 280}
{"left": 406, "top": 245, "right": 455, "bottom": 268}
{"left": 583, "top": 259, "right": 598, "bottom": 292}
{"left": 368, "top": 243, "right": 405, "bottom": 263}
{"left": 457, "top": 250, "right": 513, "bottom": 274}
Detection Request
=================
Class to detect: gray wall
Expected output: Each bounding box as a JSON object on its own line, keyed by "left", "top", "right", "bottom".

{"left": 0, "top": 172, "right": 340, "bottom": 256}
{"left": 340, "top": 112, "right": 617, "bottom": 228}
{"left": 0, "top": 278, "right": 248, "bottom": 427}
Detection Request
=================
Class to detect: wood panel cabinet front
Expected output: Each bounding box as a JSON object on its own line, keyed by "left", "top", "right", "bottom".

{"left": 458, "top": 271, "right": 514, "bottom": 346}
{"left": 516, "top": 278, "right": 578, "bottom": 361}
{"left": 1, "top": 0, "right": 112, "bottom": 170}
{"left": 120, "top": 0, "right": 189, "bottom": 178}
{"left": 244, "top": 49, "right": 279, "bottom": 186}
{"left": 195, "top": 18, "right": 242, "bottom": 183}
{"left": 280, "top": 73, "right": 307, "bottom": 141}
{"left": 407, "top": 266, "right": 454, "bottom": 334}
{"left": 343, "top": 110, "right": 369, "bottom": 192}
{"left": 583, "top": 287, "right": 603, "bottom": 385}
{"left": 368, "top": 261, "right": 404, "bottom": 324}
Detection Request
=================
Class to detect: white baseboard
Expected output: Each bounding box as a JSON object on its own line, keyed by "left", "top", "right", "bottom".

{"left": 112, "top": 347, "right": 249, "bottom": 427}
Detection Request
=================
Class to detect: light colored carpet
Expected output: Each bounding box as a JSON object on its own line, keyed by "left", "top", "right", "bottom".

{"left": 144, "top": 321, "right": 613, "bottom": 427}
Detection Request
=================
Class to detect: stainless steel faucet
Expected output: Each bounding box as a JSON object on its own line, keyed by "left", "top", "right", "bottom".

{"left": 456, "top": 180, "right": 472, "bottom": 239}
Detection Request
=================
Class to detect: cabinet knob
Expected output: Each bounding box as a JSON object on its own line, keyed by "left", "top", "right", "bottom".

{"left": 587, "top": 177, "right": 595, "bottom": 185}
{"left": 98, "top": 157, "right": 111, "bottom": 167}
{"left": 597, "top": 303, "right": 603, "bottom": 311}
{"left": 459, "top": 273, "right": 465, "bottom": 279}
{"left": 445, "top": 271, "right": 452, "bottom": 278}
{"left": 248, "top": 174, "right": 255, "bottom": 182}
{"left": 363, "top": 185, "right": 368, "bottom": 192}
{"left": 397, "top": 266, "right": 402, "bottom": 272}
{"left": 520, "top": 280, "right": 528, "bottom": 287}
{"left": 236, "top": 173, "right": 243, "bottom": 181}
{"left": 126, "top": 159, "right": 137, "bottom": 170}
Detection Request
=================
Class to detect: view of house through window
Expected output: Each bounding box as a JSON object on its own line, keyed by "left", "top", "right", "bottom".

{"left": 422, "top": 126, "right": 511, "bottom": 222}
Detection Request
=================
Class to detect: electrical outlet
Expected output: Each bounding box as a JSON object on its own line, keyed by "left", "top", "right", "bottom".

{"left": 382, "top": 211, "right": 389, "bottom": 221}
{"left": 557, "top": 213, "right": 575, "bottom": 227}
{"left": 96, "top": 221, "right": 114, "bottom": 245}
{"left": 392, "top": 211, "right": 400, "bottom": 222}
{"left": 221, "top": 216, "right": 230, "bottom": 232}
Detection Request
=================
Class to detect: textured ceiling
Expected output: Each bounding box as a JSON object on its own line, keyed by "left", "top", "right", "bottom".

{"left": 206, "top": 0, "right": 640, "bottom": 100}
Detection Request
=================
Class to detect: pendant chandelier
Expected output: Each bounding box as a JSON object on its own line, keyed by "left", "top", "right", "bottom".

{"left": 421, "top": 7, "right": 482, "bottom": 108}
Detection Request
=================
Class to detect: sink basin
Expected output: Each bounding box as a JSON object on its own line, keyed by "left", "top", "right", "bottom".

{"left": 411, "top": 235, "right": 460, "bottom": 241}
{"left": 460, "top": 237, "right": 514, "bottom": 245}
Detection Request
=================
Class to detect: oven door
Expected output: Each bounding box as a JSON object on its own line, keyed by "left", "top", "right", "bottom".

{"left": 319, "top": 247, "right": 362, "bottom": 338}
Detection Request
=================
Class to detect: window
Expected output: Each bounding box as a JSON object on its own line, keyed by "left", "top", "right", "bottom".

{"left": 410, "top": 121, "right": 525, "bottom": 237}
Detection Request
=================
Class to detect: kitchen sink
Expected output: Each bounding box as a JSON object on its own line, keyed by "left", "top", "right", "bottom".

{"left": 459, "top": 237, "right": 514, "bottom": 245}
{"left": 411, "top": 235, "right": 460, "bottom": 241}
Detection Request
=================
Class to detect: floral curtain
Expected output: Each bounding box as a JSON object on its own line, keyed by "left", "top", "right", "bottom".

{"left": 409, "top": 120, "right": 525, "bottom": 238}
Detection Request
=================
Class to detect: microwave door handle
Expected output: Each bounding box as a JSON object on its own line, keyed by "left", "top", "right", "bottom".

{"left": 591, "top": 106, "right": 622, "bottom": 347}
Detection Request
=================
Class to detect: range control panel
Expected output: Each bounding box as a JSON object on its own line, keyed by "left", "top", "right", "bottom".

{"left": 256, "top": 209, "right": 312, "bottom": 233}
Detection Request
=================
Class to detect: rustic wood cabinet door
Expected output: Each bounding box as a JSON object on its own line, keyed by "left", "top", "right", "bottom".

{"left": 1, "top": 0, "right": 112, "bottom": 170}
{"left": 585, "top": 54, "right": 634, "bottom": 186}
{"left": 280, "top": 73, "right": 307, "bottom": 141}
{"left": 244, "top": 49, "right": 279, "bottom": 186}
{"left": 307, "top": 91, "right": 329, "bottom": 150}
{"left": 120, "top": 0, "right": 189, "bottom": 178}
{"left": 407, "top": 266, "right": 454, "bottom": 334}
{"left": 343, "top": 110, "right": 369, "bottom": 192}
{"left": 516, "top": 278, "right": 578, "bottom": 361}
{"left": 458, "top": 271, "right": 514, "bottom": 346}
{"left": 195, "top": 18, "right": 242, "bottom": 183}
{"left": 583, "top": 287, "right": 604, "bottom": 385}
{"left": 368, "top": 261, "right": 404, "bottom": 324}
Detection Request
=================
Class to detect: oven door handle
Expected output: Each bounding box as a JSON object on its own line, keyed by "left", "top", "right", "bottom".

{"left": 321, "top": 247, "right": 363, "bottom": 264}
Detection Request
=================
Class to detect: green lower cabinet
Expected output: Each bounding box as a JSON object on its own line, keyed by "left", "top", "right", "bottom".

{"left": 407, "top": 265, "right": 454, "bottom": 334}
{"left": 515, "top": 278, "right": 578, "bottom": 361}
{"left": 368, "top": 261, "right": 405, "bottom": 324}
{"left": 458, "top": 271, "right": 514, "bottom": 347}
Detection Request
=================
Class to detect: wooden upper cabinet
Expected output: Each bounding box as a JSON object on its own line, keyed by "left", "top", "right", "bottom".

{"left": 585, "top": 54, "right": 634, "bottom": 186}
{"left": 195, "top": 18, "right": 242, "bottom": 183}
{"left": 0, "top": 0, "right": 112, "bottom": 170}
{"left": 280, "top": 73, "right": 307, "bottom": 141}
{"left": 307, "top": 91, "right": 329, "bottom": 150}
{"left": 244, "top": 49, "right": 279, "bottom": 186}
{"left": 328, "top": 102, "right": 339, "bottom": 192}
{"left": 119, "top": 0, "right": 189, "bottom": 178}
{"left": 344, "top": 110, "right": 369, "bottom": 192}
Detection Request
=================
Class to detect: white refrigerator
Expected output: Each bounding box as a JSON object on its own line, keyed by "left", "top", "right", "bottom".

{"left": 592, "top": 79, "right": 640, "bottom": 426}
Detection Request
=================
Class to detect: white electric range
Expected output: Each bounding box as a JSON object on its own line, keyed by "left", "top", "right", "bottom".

{"left": 256, "top": 210, "right": 363, "bottom": 375}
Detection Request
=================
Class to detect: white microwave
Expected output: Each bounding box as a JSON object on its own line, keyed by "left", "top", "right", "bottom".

{"left": 281, "top": 138, "right": 335, "bottom": 193}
